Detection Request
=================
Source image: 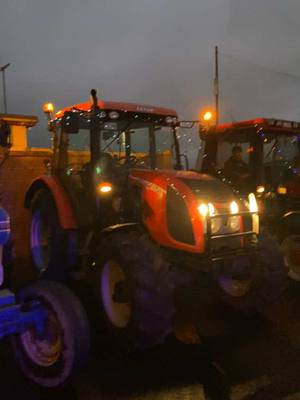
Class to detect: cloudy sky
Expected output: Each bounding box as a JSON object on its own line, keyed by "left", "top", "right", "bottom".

{"left": 1, "top": 0, "right": 300, "bottom": 156}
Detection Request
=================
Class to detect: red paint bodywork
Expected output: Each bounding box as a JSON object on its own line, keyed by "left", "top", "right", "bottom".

{"left": 213, "top": 118, "right": 300, "bottom": 135}
{"left": 55, "top": 101, "right": 177, "bottom": 119}
{"left": 27, "top": 176, "right": 77, "bottom": 230}
{"left": 129, "top": 169, "right": 208, "bottom": 254}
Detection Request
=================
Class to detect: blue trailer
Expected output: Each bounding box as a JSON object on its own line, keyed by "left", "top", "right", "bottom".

{"left": 0, "top": 207, "right": 90, "bottom": 388}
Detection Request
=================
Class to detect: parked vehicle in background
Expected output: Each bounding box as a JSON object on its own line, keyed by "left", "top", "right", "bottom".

{"left": 199, "top": 118, "right": 300, "bottom": 281}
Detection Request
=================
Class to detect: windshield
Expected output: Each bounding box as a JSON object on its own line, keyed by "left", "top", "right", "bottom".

{"left": 263, "top": 134, "right": 300, "bottom": 184}
{"left": 210, "top": 132, "right": 255, "bottom": 192}
{"left": 204, "top": 131, "right": 300, "bottom": 190}
{"left": 67, "top": 121, "right": 177, "bottom": 169}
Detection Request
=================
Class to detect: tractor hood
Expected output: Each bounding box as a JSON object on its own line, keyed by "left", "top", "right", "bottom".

{"left": 128, "top": 169, "right": 242, "bottom": 255}
{"left": 129, "top": 169, "right": 234, "bottom": 202}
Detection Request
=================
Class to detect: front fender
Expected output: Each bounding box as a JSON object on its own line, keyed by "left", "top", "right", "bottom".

{"left": 25, "top": 176, "right": 77, "bottom": 230}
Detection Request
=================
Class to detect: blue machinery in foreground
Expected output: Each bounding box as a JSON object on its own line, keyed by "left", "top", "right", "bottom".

{"left": 0, "top": 207, "right": 45, "bottom": 340}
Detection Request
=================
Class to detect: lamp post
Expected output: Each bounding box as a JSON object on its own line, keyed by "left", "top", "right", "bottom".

{"left": 0, "top": 64, "right": 10, "bottom": 114}
{"left": 214, "top": 46, "right": 219, "bottom": 127}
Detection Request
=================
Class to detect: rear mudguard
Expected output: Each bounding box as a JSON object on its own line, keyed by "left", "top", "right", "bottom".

{"left": 25, "top": 176, "right": 77, "bottom": 230}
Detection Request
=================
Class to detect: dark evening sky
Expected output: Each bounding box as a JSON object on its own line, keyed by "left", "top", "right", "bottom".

{"left": 1, "top": 0, "right": 299, "bottom": 156}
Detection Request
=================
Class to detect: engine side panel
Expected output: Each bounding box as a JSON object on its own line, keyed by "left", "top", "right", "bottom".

{"left": 129, "top": 170, "right": 205, "bottom": 254}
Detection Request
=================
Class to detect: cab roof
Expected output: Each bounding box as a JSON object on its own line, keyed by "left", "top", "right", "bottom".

{"left": 211, "top": 118, "right": 300, "bottom": 135}
{"left": 55, "top": 101, "right": 177, "bottom": 119}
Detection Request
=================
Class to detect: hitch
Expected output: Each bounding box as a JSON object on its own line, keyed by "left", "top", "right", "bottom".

{"left": 0, "top": 289, "right": 46, "bottom": 340}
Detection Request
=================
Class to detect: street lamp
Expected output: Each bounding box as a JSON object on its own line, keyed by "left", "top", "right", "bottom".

{"left": 0, "top": 63, "right": 10, "bottom": 114}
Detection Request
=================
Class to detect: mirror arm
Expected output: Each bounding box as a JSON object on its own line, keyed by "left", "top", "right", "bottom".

{"left": 180, "top": 153, "right": 189, "bottom": 170}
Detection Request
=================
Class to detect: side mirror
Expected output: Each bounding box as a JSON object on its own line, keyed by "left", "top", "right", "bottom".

{"left": 61, "top": 111, "right": 80, "bottom": 134}
{"left": 0, "top": 123, "right": 10, "bottom": 147}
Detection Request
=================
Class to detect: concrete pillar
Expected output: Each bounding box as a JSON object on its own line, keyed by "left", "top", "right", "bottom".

{"left": 0, "top": 114, "right": 38, "bottom": 151}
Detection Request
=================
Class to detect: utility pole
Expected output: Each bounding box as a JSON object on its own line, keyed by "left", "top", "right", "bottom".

{"left": 214, "top": 46, "right": 219, "bottom": 126}
{"left": 0, "top": 64, "right": 10, "bottom": 114}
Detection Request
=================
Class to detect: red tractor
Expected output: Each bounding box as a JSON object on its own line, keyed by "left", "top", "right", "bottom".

{"left": 199, "top": 118, "right": 300, "bottom": 282}
{"left": 25, "top": 91, "right": 286, "bottom": 350}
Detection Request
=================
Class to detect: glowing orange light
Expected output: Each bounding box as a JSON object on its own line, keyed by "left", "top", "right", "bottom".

{"left": 43, "top": 102, "right": 54, "bottom": 114}
{"left": 97, "top": 182, "right": 113, "bottom": 194}
{"left": 203, "top": 111, "right": 213, "bottom": 121}
{"left": 277, "top": 185, "right": 287, "bottom": 195}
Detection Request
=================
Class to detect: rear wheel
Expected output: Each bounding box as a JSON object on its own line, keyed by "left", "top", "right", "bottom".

{"left": 30, "top": 189, "right": 76, "bottom": 282}
{"left": 11, "top": 280, "right": 90, "bottom": 387}
{"left": 95, "top": 231, "right": 175, "bottom": 351}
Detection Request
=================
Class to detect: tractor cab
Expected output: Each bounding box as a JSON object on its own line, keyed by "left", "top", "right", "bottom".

{"left": 51, "top": 95, "right": 180, "bottom": 170}
{"left": 40, "top": 90, "right": 183, "bottom": 229}
{"left": 199, "top": 118, "right": 300, "bottom": 280}
{"left": 200, "top": 118, "right": 300, "bottom": 212}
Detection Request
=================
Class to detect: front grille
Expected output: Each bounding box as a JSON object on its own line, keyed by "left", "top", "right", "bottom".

{"left": 166, "top": 186, "right": 195, "bottom": 245}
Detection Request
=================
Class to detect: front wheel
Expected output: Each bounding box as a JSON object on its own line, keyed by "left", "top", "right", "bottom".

{"left": 11, "top": 280, "right": 90, "bottom": 388}
{"left": 94, "top": 231, "right": 175, "bottom": 351}
{"left": 215, "top": 231, "right": 288, "bottom": 313}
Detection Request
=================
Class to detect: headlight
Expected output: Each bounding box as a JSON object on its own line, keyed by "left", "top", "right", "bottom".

{"left": 198, "top": 202, "right": 221, "bottom": 234}
{"left": 230, "top": 201, "right": 239, "bottom": 214}
{"left": 248, "top": 193, "right": 259, "bottom": 234}
{"left": 228, "top": 201, "right": 240, "bottom": 232}
{"left": 248, "top": 193, "right": 258, "bottom": 213}
{"left": 198, "top": 202, "right": 215, "bottom": 218}
{"left": 198, "top": 203, "right": 209, "bottom": 217}
{"left": 256, "top": 185, "right": 265, "bottom": 194}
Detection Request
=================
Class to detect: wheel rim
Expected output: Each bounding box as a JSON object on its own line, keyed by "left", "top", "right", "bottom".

{"left": 31, "top": 212, "right": 50, "bottom": 273}
{"left": 101, "top": 260, "right": 131, "bottom": 329}
{"left": 20, "top": 309, "right": 63, "bottom": 367}
{"left": 218, "top": 276, "right": 252, "bottom": 297}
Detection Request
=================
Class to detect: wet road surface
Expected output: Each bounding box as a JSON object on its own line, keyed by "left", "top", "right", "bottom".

{"left": 0, "top": 283, "right": 299, "bottom": 400}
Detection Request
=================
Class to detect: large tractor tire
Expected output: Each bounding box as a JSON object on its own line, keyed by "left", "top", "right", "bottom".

{"left": 94, "top": 231, "right": 175, "bottom": 351}
{"left": 11, "top": 280, "right": 90, "bottom": 388}
{"left": 214, "top": 230, "right": 288, "bottom": 314}
{"left": 30, "top": 189, "right": 76, "bottom": 282}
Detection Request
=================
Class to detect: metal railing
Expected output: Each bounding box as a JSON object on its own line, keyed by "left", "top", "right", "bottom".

{"left": 205, "top": 210, "right": 258, "bottom": 257}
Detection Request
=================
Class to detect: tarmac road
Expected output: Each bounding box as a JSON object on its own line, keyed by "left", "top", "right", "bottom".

{"left": 0, "top": 283, "right": 299, "bottom": 400}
